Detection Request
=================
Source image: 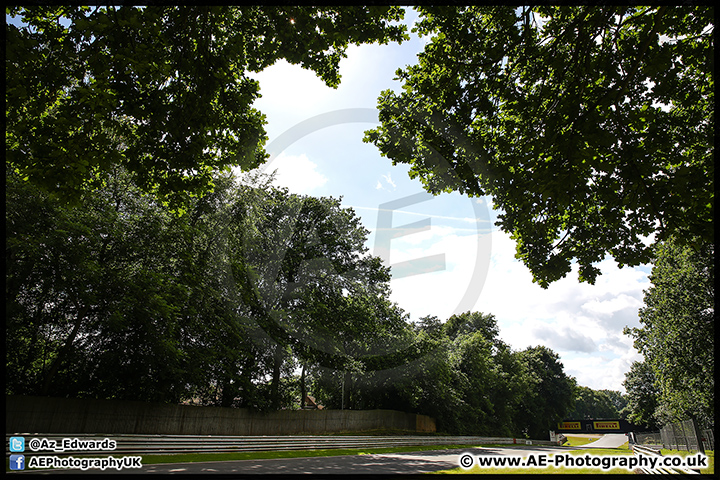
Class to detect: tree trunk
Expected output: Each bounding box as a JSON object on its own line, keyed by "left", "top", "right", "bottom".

{"left": 343, "top": 370, "right": 351, "bottom": 410}
{"left": 40, "top": 304, "right": 88, "bottom": 396}
{"left": 270, "top": 344, "right": 284, "bottom": 409}
{"left": 220, "top": 374, "right": 238, "bottom": 407}
{"left": 300, "top": 364, "right": 306, "bottom": 408}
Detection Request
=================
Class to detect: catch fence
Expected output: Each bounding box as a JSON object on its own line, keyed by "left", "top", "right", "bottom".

{"left": 635, "top": 419, "right": 714, "bottom": 452}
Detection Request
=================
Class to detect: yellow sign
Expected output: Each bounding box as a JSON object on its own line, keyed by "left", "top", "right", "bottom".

{"left": 593, "top": 421, "right": 620, "bottom": 430}
{"left": 558, "top": 421, "right": 581, "bottom": 430}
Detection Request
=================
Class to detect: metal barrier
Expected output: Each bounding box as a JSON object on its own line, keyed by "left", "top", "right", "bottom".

{"left": 701, "top": 429, "right": 715, "bottom": 451}
{"left": 632, "top": 444, "right": 700, "bottom": 475}
{"left": 634, "top": 430, "right": 663, "bottom": 447}
{"left": 7, "top": 433, "right": 559, "bottom": 457}
{"left": 660, "top": 419, "right": 712, "bottom": 453}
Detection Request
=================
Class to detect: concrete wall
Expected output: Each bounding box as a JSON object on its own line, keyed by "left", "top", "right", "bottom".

{"left": 6, "top": 396, "right": 436, "bottom": 435}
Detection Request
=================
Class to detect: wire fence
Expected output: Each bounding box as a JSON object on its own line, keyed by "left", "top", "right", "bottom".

{"left": 635, "top": 419, "right": 714, "bottom": 452}
{"left": 634, "top": 430, "right": 662, "bottom": 446}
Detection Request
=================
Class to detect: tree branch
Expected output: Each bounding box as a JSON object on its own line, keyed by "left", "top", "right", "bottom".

{"left": 40, "top": 303, "right": 89, "bottom": 395}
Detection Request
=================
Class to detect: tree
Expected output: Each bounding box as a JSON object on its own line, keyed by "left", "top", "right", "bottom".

{"left": 441, "top": 312, "right": 520, "bottom": 435}
{"left": 489, "top": 343, "right": 534, "bottom": 437}
{"left": 236, "top": 187, "right": 413, "bottom": 407}
{"left": 515, "top": 346, "right": 577, "bottom": 438}
{"left": 444, "top": 311, "right": 500, "bottom": 347}
{"left": 353, "top": 312, "right": 571, "bottom": 437}
{"left": 381, "top": 317, "right": 466, "bottom": 432}
{"left": 364, "top": 6, "right": 714, "bottom": 287}
{"left": 621, "top": 361, "right": 660, "bottom": 430}
{"left": 6, "top": 6, "right": 407, "bottom": 206}
{"left": 304, "top": 294, "right": 414, "bottom": 411}
{"left": 625, "top": 237, "right": 714, "bottom": 427}
{"left": 7, "top": 160, "right": 433, "bottom": 410}
{"left": 599, "top": 389, "right": 629, "bottom": 419}
{"left": 169, "top": 173, "right": 278, "bottom": 410}
{"left": 6, "top": 168, "right": 193, "bottom": 401}
{"left": 450, "top": 331, "right": 504, "bottom": 435}
{"left": 172, "top": 175, "right": 415, "bottom": 410}
{"left": 567, "top": 386, "right": 621, "bottom": 419}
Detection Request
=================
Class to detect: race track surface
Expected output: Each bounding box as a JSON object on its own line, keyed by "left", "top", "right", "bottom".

{"left": 579, "top": 434, "right": 629, "bottom": 449}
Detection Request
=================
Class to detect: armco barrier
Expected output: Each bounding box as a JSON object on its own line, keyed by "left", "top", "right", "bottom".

{"left": 631, "top": 444, "right": 700, "bottom": 475}
{"left": 6, "top": 433, "right": 561, "bottom": 457}
{"left": 5, "top": 395, "right": 435, "bottom": 436}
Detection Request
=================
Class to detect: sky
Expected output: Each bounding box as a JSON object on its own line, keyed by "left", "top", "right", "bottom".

{"left": 241, "top": 9, "right": 651, "bottom": 393}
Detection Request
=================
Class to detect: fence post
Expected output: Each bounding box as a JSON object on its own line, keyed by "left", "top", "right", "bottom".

{"left": 660, "top": 424, "right": 669, "bottom": 450}
{"left": 678, "top": 421, "right": 686, "bottom": 451}
{"left": 690, "top": 417, "right": 705, "bottom": 455}
{"left": 673, "top": 422, "right": 682, "bottom": 450}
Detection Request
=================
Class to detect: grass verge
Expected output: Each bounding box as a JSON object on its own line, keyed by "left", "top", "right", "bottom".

{"left": 658, "top": 448, "right": 714, "bottom": 475}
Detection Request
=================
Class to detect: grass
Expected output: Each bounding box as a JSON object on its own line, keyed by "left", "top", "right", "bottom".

{"left": 658, "top": 448, "right": 714, "bottom": 475}
{"left": 136, "top": 445, "right": 712, "bottom": 475}
{"left": 561, "top": 434, "right": 601, "bottom": 448}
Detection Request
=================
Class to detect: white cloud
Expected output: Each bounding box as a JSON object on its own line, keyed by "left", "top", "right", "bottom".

{"left": 363, "top": 214, "right": 649, "bottom": 392}
{"left": 564, "top": 339, "right": 643, "bottom": 393}
{"left": 385, "top": 226, "right": 491, "bottom": 322}
{"left": 375, "top": 172, "right": 398, "bottom": 192}
{"left": 268, "top": 153, "right": 328, "bottom": 194}
{"left": 581, "top": 294, "right": 643, "bottom": 316}
{"left": 246, "top": 31, "right": 427, "bottom": 139}
{"left": 452, "top": 229, "right": 649, "bottom": 391}
{"left": 248, "top": 60, "right": 336, "bottom": 114}
{"left": 532, "top": 324, "right": 598, "bottom": 353}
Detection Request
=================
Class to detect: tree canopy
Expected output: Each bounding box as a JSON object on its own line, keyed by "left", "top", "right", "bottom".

{"left": 7, "top": 166, "right": 577, "bottom": 435}
{"left": 5, "top": 167, "right": 407, "bottom": 407}
{"left": 625, "top": 237, "right": 714, "bottom": 428}
{"left": 309, "top": 312, "right": 576, "bottom": 436}
{"left": 621, "top": 360, "right": 660, "bottom": 430}
{"left": 364, "top": 6, "right": 714, "bottom": 287}
{"left": 566, "top": 386, "right": 622, "bottom": 420}
{"left": 6, "top": 6, "right": 407, "bottom": 206}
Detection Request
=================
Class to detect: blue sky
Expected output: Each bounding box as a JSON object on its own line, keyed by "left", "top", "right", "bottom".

{"left": 243, "top": 9, "right": 651, "bottom": 393}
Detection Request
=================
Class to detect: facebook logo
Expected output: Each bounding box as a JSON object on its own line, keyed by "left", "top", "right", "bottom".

{"left": 10, "top": 454, "right": 25, "bottom": 470}
{"left": 9, "top": 436, "right": 25, "bottom": 452}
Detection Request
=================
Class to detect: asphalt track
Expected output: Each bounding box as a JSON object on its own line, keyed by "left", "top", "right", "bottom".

{"left": 577, "top": 433, "right": 629, "bottom": 449}
{"left": 15, "top": 435, "right": 627, "bottom": 475}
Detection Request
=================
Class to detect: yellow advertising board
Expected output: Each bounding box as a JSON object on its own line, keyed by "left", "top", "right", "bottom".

{"left": 558, "top": 421, "right": 581, "bottom": 430}
{"left": 593, "top": 421, "right": 620, "bottom": 430}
